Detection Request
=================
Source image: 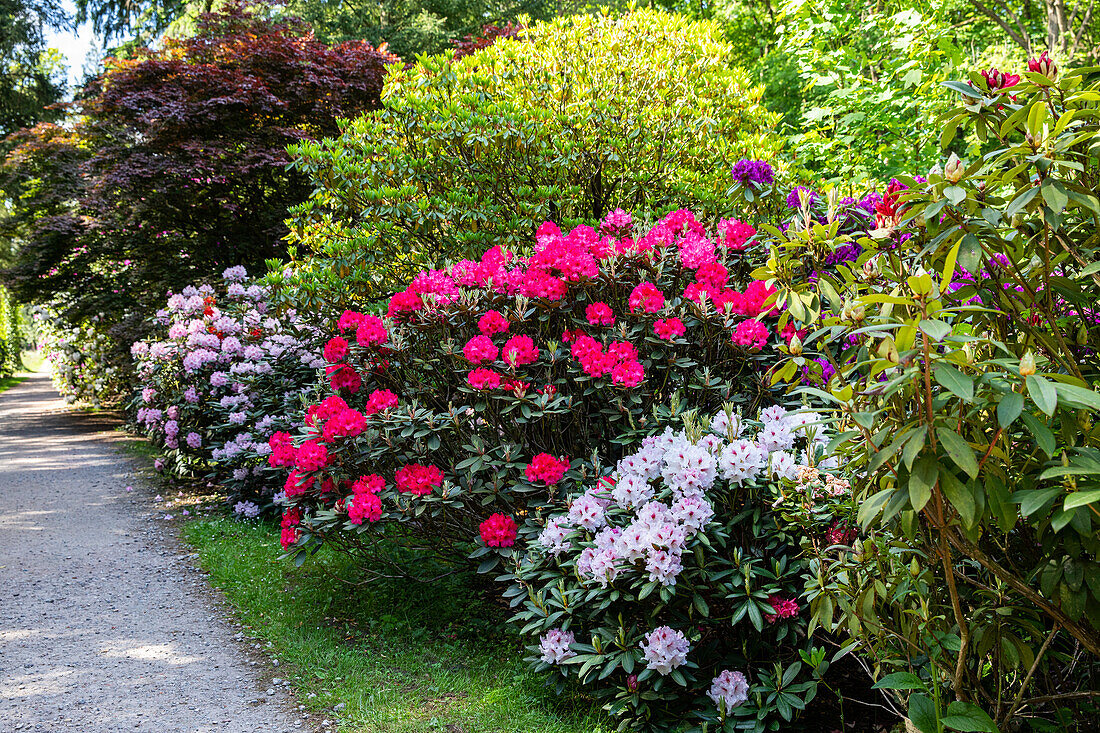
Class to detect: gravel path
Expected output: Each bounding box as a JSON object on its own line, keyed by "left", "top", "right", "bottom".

{"left": 0, "top": 373, "right": 307, "bottom": 732}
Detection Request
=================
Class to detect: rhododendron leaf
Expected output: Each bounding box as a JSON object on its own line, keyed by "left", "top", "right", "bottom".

{"left": 997, "top": 392, "right": 1024, "bottom": 428}
{"left": 1017, "top": 487, "right": 1063, "bottom": 517}
{"left": 1041, "top": 181, "right": 1069, "bottom": 214}
{"left": 1019, "top": 412, "right": 1056, "bottom": 457}
{"left": 1062, "top": 490, "right": 1100, "bottom": 511}
{"left": 908, "top": 456, "right": 938, "bottom": 511}
{"left": 940, "top": 470, "right": 978, "bottom": 528}
{"left": 1005, "top": 186, "right": 1039, "bottom": 219}
{"left": 1052, "top": 382, "right": 1100, "bottom": 411}
{"left": 937, "top": 428, "right": 979, "bottom": 478}
{"left": 1026, "top": 375, "right": 1058, "bottom": 416}
{"left": 873, "top": 671, "right": 925, "bottom": 691}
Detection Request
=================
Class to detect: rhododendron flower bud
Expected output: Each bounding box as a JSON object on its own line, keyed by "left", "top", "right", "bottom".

{"left": 626, "top": 674, "right": 639, "bottom": 692}
{"left": 944, "top": 153, "right": 964, "bottom": 183}
{"left": 479, "top": 513, "right": 518, "bottom": 547}
{"left": 980, "top": 67, "right": 1021, "bottom": 91}
{"left": 1028, "top": 51, "right": 1057, "bottom": 79}
{"left": 526, "top": 453, "right": 570, "bottom": 485}
{"left": 1019, "top": 351, "right": 1036, "bottom": 377}
{"left": 788, "top": 333, "right": 803, "bottom": 356}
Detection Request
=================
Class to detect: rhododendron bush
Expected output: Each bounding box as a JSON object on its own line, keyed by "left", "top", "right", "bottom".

{"left": 132, "top": 267, "right": 325, "bottom": 511}
{"left": 273, "top": 209, "right": 802, "bottom": 564}
{"left": 37, "top": 312, "right": 127, "bottom": 407}
{"left": 506, "top": 406, "right": 843, "bottom": 731}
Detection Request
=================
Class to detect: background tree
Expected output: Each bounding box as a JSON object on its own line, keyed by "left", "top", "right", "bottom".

{"left": 0, "top": 0, "right": 68, "bottom": 137}
{"left": 1, "top": 3, "right": 398, "bottom": 333}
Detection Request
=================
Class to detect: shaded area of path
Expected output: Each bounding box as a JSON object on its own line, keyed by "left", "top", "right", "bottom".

{"left": 0, "top": 373, "right": 302, "bottom": 732}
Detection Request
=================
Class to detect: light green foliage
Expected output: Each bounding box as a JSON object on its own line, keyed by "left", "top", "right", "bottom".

{"left": 286, "top": 9, "right": 781, "bottom": 303}
{"left": 776, "top": 1, "right": 962, "bottom": 183}
{"left": 758, "top": 65, "right": 1100, "bottom": 729}
{"left": 183, "top": 517, "right": 608, "bottom": 733}
{"left": 0, "top": 287, "right": 23, "bottom": 377}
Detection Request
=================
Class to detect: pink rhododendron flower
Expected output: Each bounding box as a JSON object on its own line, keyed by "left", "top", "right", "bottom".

{"left": 337, "top": 310, "right": 366, "bottom": 331}
{"left": 601, "top": 208, "right": 632, "bottom": 234}
{"left": 732, "top": 320, "right": 770, "bottom": 350}
{"left": 479, "top": 513, "right": 518, "bottom": 547}
{"left": 718, "top": 218, "right": 756, "bottom": 250}
{"left": 327, "top": 364, "right": 362, "bottom": 393}
{"left": 283, "top": 469, "right": 315, "bottom": 497}
{"left": 654, "top": 318, "right": 686, "bottom": 341}
{"left": 322, "top": 408, "right": 367, "bottom": 441}
{"left": 678, "top": 231, "right": 716, "bottom": 269}
{"left": 629, "top": 282, "right": 665, "bottom": 313}
{"left": 352, "top": 474, "right": 385, "bottom": 495}
{"left": 295, "top": 440, "right": 329, "bottom": 471}
{"left": 363, "top": 389, "right": 399, "bottom": 415}
{"left": 348, "top": 492, "right": 382, "bottom": 524}
{"left": 477, "top": 309, "right": 510, "bottom": 336}
{"left": 467, "top": 368, "right": 502, "bottom": 390}
{"left": 355, "top": 316, "right": 388, "bottom": 346}
{"left": 708, "top": 670, "right": 749, "bottom": 715}
{"left": 463, "top": 335, "right": 499, "bottom": 364}
{"left": 322, "top": 337, "right": 348, "bottom": 363}
{"left": 526, "top": 453, "right": 570, "bottom": 485}
{"left": 395, "top": 463, "right": 443, "bottom": 496}
{"left": 502, "top": 335, "right": 538, "bottom": 367}
{"left": 585, "top": 302, "right": 615, "bottom": 326}
{"left": 640, "top": 626, "right": 690, "bottom": 675}
{"left": 268, "top": 431, "right": 297, "bottom": 467}
{"left": 387, "top": 290, "right": 423, "bottom": 318}
{"left": 765, "top": 595, "right": 800, "bottom": 623}
{"left": 280, "top": 507, "right": 301, "bottom": 548}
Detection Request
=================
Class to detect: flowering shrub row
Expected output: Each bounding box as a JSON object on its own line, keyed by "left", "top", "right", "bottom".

{"left": 271, "top": 206, "right": 805, "bottom": 563}
{"left": 131, "top": 267, "right": 325, "bottom": 513}
{"left": 507, "top": 406, "right": 844, "bottom": 731}
{"left": 37, "top": 312, "right": 127, "bottom": 407}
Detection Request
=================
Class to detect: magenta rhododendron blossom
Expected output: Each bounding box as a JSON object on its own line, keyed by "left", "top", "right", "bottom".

{"left": 463, "top": 335, "right": 498, "bottom": 364}
{"left": 654, "top": 317, "right": 686, "bottom": 340}
{"left": 629, "top": 282, "right": 665, "bottom": 313}
{"left": 467, "top": 367, "right": 502, "bottom": 390}
{"left": 395, "top": 463, "right": 443, "bottom": 495}
{"left": 323, "top": 336, "right": 349, "bottom": 363}
{"left": 526, "top": 453, "right": 570, "bottom": 485}
{"left": 732, "top": 320, "right": 769, "bottom": 350}
{"left": 502, "top": 335, "right": 538, "bottom": 366}
{"left": 585, "top": 302, "right": 615, "bottom": 326}
{"left": 363, "top": 389, "right": 399, "bottom": 415}
{"left": 355, "top": 316, "right": 388, "bottom": 346}
{"left": 478, "top": 309, "right": 510, "bottom": 336}
{"left": 479, "top": 513, "right": 518, "bottom": 547}
{"left": 764, "top": 594, "right": 800, "bottom": 623}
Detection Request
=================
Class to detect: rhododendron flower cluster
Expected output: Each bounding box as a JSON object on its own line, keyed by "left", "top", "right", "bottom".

{"left": 514, "top": 405, "right": 842, "bottom": 728}
{"left": 479, "top": 513, "right": 518, "bottom": 547}
{"left": 538, "top": 628, "right": 576, "bottom": 665}
{"left": 395, "top": 463, "right": 444, "bottom": 495}
{"left": 132, "top": 268, "right": 324, "bottom": 511}
{"left": 525, "top": 453, "right": 570, "bottom": 485}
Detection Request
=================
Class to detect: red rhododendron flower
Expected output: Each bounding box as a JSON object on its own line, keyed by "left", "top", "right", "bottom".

{"left": 479, "top": 513, "right": 518, "bottom": 547}
{"left": 478, "top": 309, "right": 510, "bottom": 336}
{"left": 322, "top": 408, "right": 367, "bottom": 441}
{"left": 502, "top": 334, "right": 538, "bottom": 367}
{"left": 525, "top": 453, "right": 570, "bottom": 485}
{"left": 315, "top": 395, "right": 349, "bottom": 421}
{"left": 467, "top": 368, "right": 502, "bottom": 390}
{"left": 348, "top": 491, "right": 382, "bottom": 524}
{"left": 295, "top": 440, "right": 329, "bottom": 471}
{"left": 629, "top": 282, "right": 665, "bottom": 313}
{"left": 780, "top": 321, "right": 807, "bottom": 346}
{"left": 363, "top": 389, "right": 399, "bottom": 415}
{"left": 284, "top": 469, "right": 315, "bottom": 497}
{"left": 352, "top": 474, "right": 385, "bottom": 495}
{"left": 323, "top": 336, "right": 349, "bottom": 363}
{"left": 280, "top": 507, "right": 302, "bottom": 548}
{"left": 764, "top": 595, "right": 800, "bottom": 623}
{"left": 387, "top": 290, "right": 423, "bottom": 318}
{"left": 267, "top": 431, "right": 297, "bottom": 468}
{"left": 825, "top": 521, "right": 857, "bottom": 547}
{"left": 355, "top": 316, "right": 388, "bottom": 347}
{"left": 586, "top": 302, "right": 615, "bottom": 326}
{"left": 327, "top": 364, "right": 362, "bottom": 394}
{"left": 718, "top": 218, "right": 756, "bottom": 250}
{"left": 611, "top": 359, "right": 645, "bottom": 387}
{"left": 337, "top": 310, "right": 366, "bottom": 331}
{"left": 653, "top": 317, "right": 686, "bottom": 341}
{"left": 503, "top": 377, "right": 530, "bottom": 395}
{"left": 395, "top": 463, "right": 443, "bottom": 496}
{"left": 732, "top": 320, "right": 769, "bottom": 351}
{"left": 463, "top": 335, "right": 499, "bottom": 364}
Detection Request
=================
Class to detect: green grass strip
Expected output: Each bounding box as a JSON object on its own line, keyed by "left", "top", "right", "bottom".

{"left": 183, "top": 518, "right": 608, "bottom": 733}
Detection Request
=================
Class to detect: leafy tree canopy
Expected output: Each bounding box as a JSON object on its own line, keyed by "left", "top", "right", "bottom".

{"left": 0, "top": 0, "right": 68, "bottom": 137}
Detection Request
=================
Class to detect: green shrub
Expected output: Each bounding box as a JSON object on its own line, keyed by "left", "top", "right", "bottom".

{"left": 759, "top": 61, "right": 1100, "bottom": 731}
{"left": 286, "top": 9, "right": 782, "bottom": 302}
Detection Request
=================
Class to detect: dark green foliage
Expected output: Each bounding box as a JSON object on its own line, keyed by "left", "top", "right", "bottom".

{"left": 0, "top": 0, "right": 67, "bottom": 137}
